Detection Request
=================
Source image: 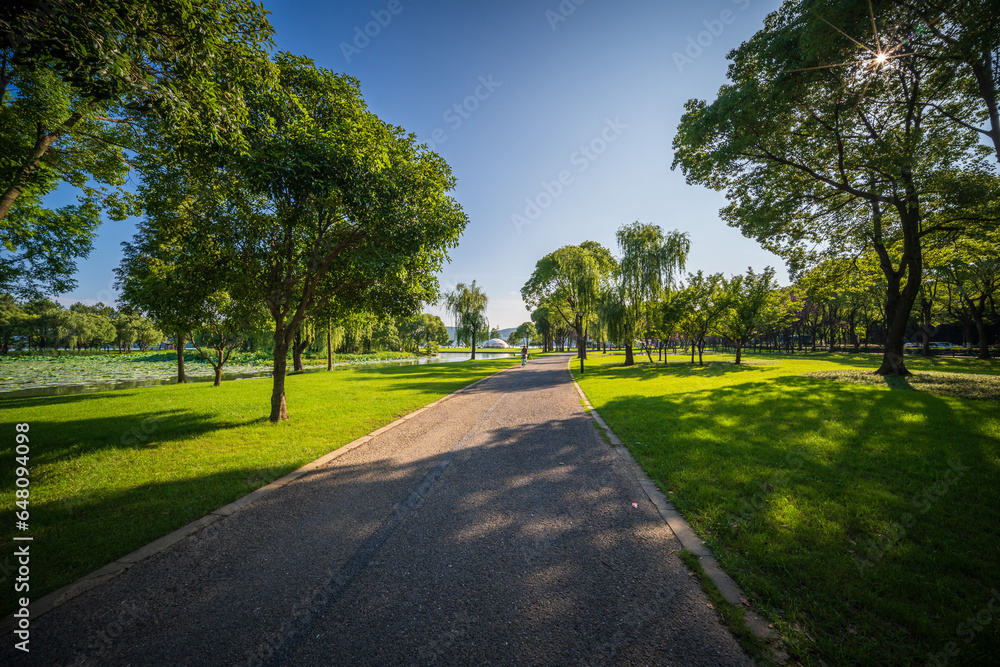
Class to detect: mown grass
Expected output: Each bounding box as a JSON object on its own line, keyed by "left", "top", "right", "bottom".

{"left": 808, "top": 369, "right": 1000, "bottom": 401}
{"left": 1, "top": 357, "right": 517, "bottom": 616}
{"left": 574, "top": 350, "right": 1000, "bottom": 666}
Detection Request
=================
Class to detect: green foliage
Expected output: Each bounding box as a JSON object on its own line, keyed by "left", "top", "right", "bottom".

{"left": 113, "top": 310, "right": 162, "bottom": 352}
{"left": 127, "top": 53, "right": 467, "bottom": 420}
{"left": 613, "top": 222, "right": 690, "bottom": 363}
{"left": 679, "top": 271, "right": 726, "bottom": 365}
{"left": 715, "top": 267, "right": 793, "bottom": 363}
{"left": 0, "top": 0, "right": 276, "bottom": 294}
{"left": 399, "top": 313, "right": 450, "bottom": 351}
{"left": 444, "top": 280, "right": 489, "bottom": 350}
{"left": 1, "top": 0, "right": 276, "bottom": 147}
{"left": 521, "top": 241, "right": 617, "bottom": 328}
{"left": 507, "top": 321, "right": 536, "bottom": 346}
{"left": 671, "top": 0, "right": 1000, "bottom": 374}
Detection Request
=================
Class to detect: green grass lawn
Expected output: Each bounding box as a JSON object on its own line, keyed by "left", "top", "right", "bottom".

{"left": 573, "top": 350, "right": 1000, "bottom": 666}
{"left": 1, "top": 357, "right": 517, "bottom": 615}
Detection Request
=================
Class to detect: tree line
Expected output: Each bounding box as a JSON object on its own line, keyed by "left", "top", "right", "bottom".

{"left": 521, "top": 221, "right": 1000, "bottom": 367}
{"left": 0, "top": 297, "right": 159, "bottom": 354}
{"left": 0, "top": 293, "right": 453, "bottom": 370}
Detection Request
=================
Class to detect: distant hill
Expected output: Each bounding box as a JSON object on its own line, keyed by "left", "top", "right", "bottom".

{"left": 445, "top": 326, "right": 518, "bottom": 345}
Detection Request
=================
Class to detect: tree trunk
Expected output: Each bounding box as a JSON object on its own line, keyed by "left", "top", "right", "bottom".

{"left": 874, "top": 193, "right": 922, "bottom": 376}
{"left": 471, "top": 323, "right": 477, "bottom": 360}
{"left": 624, "top": 344, "right": 634, "bottom": 366}
{"left": 214, "top": 364, "right": 223, "bottom": 387}
{"left": 734, "top": 344, "right": 743, "bottom": 365}
{"left": 292, "top": 329, "right": 307, "bottom": 372}
{"left": 970, "top": 58, "right": 1000, "bottom": 165}
{"left": 327, "top": 319, "right": 333, "bottom": 371}
{"left": 975, "top": 317, "right": 992, "bottom": 360}
{"left": 270, "top": 337, "right": 290, "bottom": 423}
{"left": 176, "top": 332, "right": 187, "bottom": 383}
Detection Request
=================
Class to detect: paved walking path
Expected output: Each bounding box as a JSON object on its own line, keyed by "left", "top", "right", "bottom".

{"left": 6, "top": 354, "right": 750, "bottom": 666}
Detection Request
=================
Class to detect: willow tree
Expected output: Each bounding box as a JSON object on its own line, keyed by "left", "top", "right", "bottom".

{"left": 521, "top": 241, "right": 616, "bottom": 361}
{"left": 614, "top": 222, "right": 690, "bottom": 366}
{"left": 445, "top": 281, "right": 489, "bottom": 359}
{"left": 673, "top": 1, "right": 999, "bottom": 375}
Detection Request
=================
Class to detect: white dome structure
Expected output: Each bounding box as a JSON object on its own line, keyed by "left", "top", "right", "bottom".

{"left": 481, "top": 339, "right": 510, "bottom": 348}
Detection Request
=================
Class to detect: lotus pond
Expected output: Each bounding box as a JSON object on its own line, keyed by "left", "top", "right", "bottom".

{"left": 0, "top": 351, "right": 417, "bottom": 394}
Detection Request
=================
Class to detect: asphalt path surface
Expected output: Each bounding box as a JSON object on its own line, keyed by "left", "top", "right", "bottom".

{"left": 6, "top": 353, "right": 751, "bottom": 666}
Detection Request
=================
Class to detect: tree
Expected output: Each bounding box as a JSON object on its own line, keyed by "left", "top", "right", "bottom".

{"left": 445, "top": 281, "right": 489, "bottom": 359}
{"left": 614, "top": 222, "right": 689, "bottom": 366}
{"left": 21, "top": 297, "right": 60, "bottom": 349}
{"left": 0, "top": 0, "right": 276, "bottom": 220}
{"left": 680, "top": 271, "right": 726, "bottom": 365}
{"left": 531, "top": 303, "right": 560, "bottom": 352}
{"left": 716, "top": 267, "right": 786, "bottom": 364}
{"left": 117, "top": 173, "right": 257, "bottom": 382}
{"left": 940, "top": 232, "right": 1000, "bottom": 359}
{"left": 507, "top": 321, "right": 536, "bottom": 347}
{"left": 422, "top": 314, "right": 451, "bottom": 345}
{"left": 399, "top": 313, "right": 448, "bottom": 352}
{"left": 673, "top": 1, "right": 1000, "bottom": 375}
{"left": 189, "top": 292, "right": 263, "bottom": 385}
{"left": 180, "top": 54, "right": 466, "bottom": 422}
{"left": 112, "top": 309, "right": 159, "bottom": 353}
{"left": 521, "top": 241, "right": 617, "bottom": 361}
{"left": 0, "top": 293, "right": 25, "bottom": 353}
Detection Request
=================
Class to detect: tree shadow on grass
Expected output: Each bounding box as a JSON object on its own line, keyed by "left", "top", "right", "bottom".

{"left": 591, "top": 373, "right": 1000, "bottom": 664}
{"left": 584, "top": 359, "right": 775, "bottom": 381}
{"left": 0, "top": 407, "right": 260, "bottom": 467}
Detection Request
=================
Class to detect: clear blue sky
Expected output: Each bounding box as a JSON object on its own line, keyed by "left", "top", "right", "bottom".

{"left": 59, "top": 0, "right": 787, "bottom": 329}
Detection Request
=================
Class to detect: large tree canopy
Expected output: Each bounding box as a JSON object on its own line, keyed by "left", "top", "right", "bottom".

{"left": 879, "top": 0, "right": 1000, "bottom": 163}
{"left": 0, "top": 0, "right": 275, "bottom": 295}
{"left": 673, "top": 0, "right": 1000, "bottom": 375}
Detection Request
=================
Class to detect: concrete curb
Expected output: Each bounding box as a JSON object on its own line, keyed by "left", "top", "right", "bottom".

{"left": 1, "top": 360, "right": 520, "bottom": 636}
{"left": 565, "top": 357, "right": 780, "bottom": 648}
